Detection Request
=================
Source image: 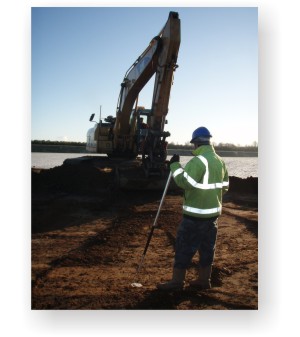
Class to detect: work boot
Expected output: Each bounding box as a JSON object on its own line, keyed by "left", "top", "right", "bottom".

{"left": 157, "top": 268, "right": 186, "bottom": 291}
{"left": 189, "top": 265, "right": 212, "bottom": 289}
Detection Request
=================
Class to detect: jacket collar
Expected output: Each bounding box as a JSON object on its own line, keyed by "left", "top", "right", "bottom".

{"left": 192, "top": 144, "right": 215, "bottom": 156}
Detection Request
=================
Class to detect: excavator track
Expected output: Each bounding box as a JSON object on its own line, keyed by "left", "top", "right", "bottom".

{"left": 63, "top": 156, "right": 178, "bottom": 191}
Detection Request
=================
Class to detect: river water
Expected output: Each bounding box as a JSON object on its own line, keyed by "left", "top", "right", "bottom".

{"left": 31, "top": 153, "right": 258, "bottom": 179}
{"left": 179, "top": 156, "right": 257, "bottom": 178}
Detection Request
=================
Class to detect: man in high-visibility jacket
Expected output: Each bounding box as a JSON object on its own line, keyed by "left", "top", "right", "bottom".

{"left": 157, "top": 126, "right": 229, "bottom": 291}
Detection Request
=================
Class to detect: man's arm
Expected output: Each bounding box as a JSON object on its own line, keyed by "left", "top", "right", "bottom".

{"left": 170, "top": 157, "right": 204, "bottom": 191}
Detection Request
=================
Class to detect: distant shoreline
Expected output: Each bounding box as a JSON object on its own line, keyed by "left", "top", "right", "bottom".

{"left": 167, "top": 148, "right": 258, "bottom": 157}
{"left": 31, "top": 144, "right": 258, "bottom": 157}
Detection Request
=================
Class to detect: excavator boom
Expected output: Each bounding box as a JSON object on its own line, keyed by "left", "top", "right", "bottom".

{"left": 87, "top": 11, "right": 181, "bottom": 177}
{"left": 150, "top": 12, "right": 180, "bottom": 132}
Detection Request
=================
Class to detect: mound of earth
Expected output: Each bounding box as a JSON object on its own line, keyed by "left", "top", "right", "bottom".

{"left": 31, "top": 157, "right": 258, "bottom": 309}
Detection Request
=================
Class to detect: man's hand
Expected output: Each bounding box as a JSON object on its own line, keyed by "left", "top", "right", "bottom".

{"left": 169, "top": 154, "right": 180, "bottom": 165}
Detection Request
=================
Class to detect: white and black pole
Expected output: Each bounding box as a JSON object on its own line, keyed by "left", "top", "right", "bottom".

{"left": 131, "top": 171, "right": 173, "bottom": 287}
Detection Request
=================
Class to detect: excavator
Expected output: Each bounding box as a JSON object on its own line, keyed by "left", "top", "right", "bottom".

{"left": 86, "top": 12, "right": 180, "bottom": 187}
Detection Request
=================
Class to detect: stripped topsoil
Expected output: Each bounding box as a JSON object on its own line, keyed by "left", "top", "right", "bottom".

{"left": 31, "top": 156, "right": 258, "bottom": 310}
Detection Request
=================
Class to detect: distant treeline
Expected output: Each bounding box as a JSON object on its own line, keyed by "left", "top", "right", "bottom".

{"left": 31, "top": 140, "right": 258, "bottom": 152}
{"left": 32, "top": 140, "right": 86, "bottom": 146}
{"left": 168, "top": 142, "right": 258, "bottom": 152}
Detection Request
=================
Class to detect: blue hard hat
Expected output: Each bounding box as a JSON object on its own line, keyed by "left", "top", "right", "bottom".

{"left": 190, "top": 127, "right": 212, "bottom": 144}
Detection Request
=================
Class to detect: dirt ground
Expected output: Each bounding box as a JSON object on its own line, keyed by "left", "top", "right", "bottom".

{"left": 31, "top": 156, "right": 258, "bottom": 310}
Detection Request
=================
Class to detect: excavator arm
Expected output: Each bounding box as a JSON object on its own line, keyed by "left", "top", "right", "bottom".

{"left": 114, "top": 36, "right": 161, "bottom": 137}
{"left": 87, "top": 11, "right": 181, "bottom": 176}
{"left": 150, "top": 12, "right": 180, "bottom": 132}
{"left": 143, "top": 12, "right": 181, "bottom": 174}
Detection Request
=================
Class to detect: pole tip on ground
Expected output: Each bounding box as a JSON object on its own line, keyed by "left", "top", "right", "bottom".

{"left": 131, "top": 282, "right": 143, "bottom": 288}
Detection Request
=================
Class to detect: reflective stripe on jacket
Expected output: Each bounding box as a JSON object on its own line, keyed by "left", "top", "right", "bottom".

{"left": 170, "top": 145, "right": 229, "bottom": 218}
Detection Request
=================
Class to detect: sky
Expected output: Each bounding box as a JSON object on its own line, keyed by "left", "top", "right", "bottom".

{"left": 31, "top": 7, "right": 258, "bottom": 146}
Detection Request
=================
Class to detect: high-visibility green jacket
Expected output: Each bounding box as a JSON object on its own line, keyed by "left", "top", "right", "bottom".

{"left": 170, "top": 145, "right": 229, "bottom": 218}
